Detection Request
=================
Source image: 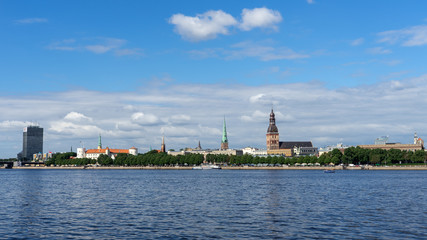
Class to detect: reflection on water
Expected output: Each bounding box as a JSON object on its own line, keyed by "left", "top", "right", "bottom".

{"left": 0, "top": 169, "right": 425, "bottom": 239}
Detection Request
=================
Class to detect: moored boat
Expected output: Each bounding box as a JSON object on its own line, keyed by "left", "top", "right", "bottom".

{"left": 193, "top": 164, "right": 221, "bottom": 170}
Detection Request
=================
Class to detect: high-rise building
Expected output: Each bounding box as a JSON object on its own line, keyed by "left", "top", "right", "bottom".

{"left": 21, "top": 126, "right": 43, "bottom": 160}
{"left": 220, "top": 117, "right": 229, "bottom": 150}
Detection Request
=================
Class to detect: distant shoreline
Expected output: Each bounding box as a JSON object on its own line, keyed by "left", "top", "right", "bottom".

{"left": 6, "top": 165, "right": 427, "bottom": 170}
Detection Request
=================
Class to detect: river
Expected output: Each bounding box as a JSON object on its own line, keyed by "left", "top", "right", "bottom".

{"left": 0, "top": 169, "right": 425, "bottom": 239}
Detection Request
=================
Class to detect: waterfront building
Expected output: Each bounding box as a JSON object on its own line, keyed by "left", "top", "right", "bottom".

{"left": 17, "top": 125, "right": 43, "bottom": 160}
{"left": 318, "top": 143, "right": 349, "bottom": 156}
{"left": 293, "top": 146, "right": 319, "bottom": 157}
{"left": 358, "top": 133, "right": 424, "bottom": 152}
{"left": 375, "top": 136, "right": 389, "bottom": 145}
{"left": 266, "top": 109, "right": 316, "bottom": 157}
{"left": 241, "top": 147, "right": 268, "bottom": 156}
{"left": 168, "top": 148, "right": 243, "bottom": 158}
{"left": 220, "top": 117, "right": 229, "bottom": 150}
{"left": 76, "top": 135, "right": 137, "bottom": 159}
{"left": 33, "top": 152, "right": 53, "bottom": 161}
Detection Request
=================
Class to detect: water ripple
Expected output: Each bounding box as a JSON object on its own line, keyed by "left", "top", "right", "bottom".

{"left": 0, "top": 169, "right": 425, "bottom": 239}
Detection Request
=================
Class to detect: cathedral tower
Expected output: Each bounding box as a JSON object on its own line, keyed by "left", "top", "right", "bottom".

{"left": 220, "top": 117, "right": 229, "bottom": 150}
{"left": 266, "top": 109, "right": 279, "bottom": 150}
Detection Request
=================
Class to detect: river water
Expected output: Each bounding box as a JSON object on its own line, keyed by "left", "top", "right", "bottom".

{"left": 0, "top": 169, "right": 425, "bottom": 239}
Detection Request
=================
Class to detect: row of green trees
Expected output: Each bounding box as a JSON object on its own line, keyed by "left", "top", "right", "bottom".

{"left": 46, "top": 150, "right": 204, "bottom": 166}
{"left": 45, "top": 147, "right": 427, "bottom": 167}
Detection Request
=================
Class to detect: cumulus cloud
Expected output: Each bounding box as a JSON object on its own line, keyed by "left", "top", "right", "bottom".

{"left": 64, "top": 112, "right": 92, "bottom": 122}
{"left": 169, "top": 7, "right": 282, "bottom": 41}
{"left": 169, "top": 10, "right": 238, "bottom": 42}
{"left": 239, "top": 7, "right": 282, "bottom": 31}
{"left": 49, "top": 121, "right": 103, "bottom": 137}
{"left": 2, "top": 75, "right": 427, "bottom": 157}
{"left": 131, "top": 112, "right": 159, "bottom": 125}
{"left": 378, "top": 25, "right": 427, "bottom": 46}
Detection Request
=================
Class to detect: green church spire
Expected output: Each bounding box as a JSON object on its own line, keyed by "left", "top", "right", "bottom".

{"left": 221, "top": 117, "right": 229, "bottom": 150}
{"left": 222, "top": 117, "right": 228, "bottom": 143}
{"left": 98, "top": 133, "right": 102, "bottom": 149}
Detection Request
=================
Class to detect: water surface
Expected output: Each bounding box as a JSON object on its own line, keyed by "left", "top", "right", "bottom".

{"left": 0, "top": 170, "right": 425, "bottom": 239}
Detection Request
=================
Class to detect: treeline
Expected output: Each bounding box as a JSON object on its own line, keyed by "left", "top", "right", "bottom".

{"left": 46, "top": 150, "right": 204, "bottom": 166}
{"left": 46, "top": 147, "right": 427, "bottom": 167}
{"left": 210, "top": 147, "right": 426, "bottom": 165}
{"left": 0, "top": 158, "right": 17, "bottom": 162}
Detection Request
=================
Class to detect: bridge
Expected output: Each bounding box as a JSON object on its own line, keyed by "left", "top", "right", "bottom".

{"left": 0, "top": 161, "right": 45, "bottom": 169}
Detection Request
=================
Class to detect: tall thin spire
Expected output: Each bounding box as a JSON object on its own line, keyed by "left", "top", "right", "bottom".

{"left": 161, "top": 135, "right": 166, "bottom": 153}
{"left": 98, "top": 134, "right": 102, "bottom": 149}
{"left": 221, "top": 116, "right": 229, "bottom": 150}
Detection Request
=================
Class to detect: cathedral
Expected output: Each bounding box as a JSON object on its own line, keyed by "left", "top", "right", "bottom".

{"left": 266, "top": 109, "right": 315, "bottom": 157}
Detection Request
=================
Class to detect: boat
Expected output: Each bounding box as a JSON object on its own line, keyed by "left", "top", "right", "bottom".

{"left": 324, "top": 169, "right": 335, "bottom": 173}
{"left": 193, "top": 164, "right": 221, "bottom": 170}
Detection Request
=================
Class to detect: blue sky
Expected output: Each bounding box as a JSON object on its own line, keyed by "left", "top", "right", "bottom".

{"left": 1, "top": 0, "right": 427, "bottom": 157}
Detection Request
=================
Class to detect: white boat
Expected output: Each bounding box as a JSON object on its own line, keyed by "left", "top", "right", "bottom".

{"left": 193, "top": 164, "right": 221, "bottom": 170}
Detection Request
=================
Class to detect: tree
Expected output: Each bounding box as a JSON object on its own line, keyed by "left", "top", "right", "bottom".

{"left": 98, "top": 154, "right": 113, "bottom": 166}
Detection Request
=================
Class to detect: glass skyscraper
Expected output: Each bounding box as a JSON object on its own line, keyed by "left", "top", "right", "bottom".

{"left": 21, "top": 126, "right": 43, "bottom": 160}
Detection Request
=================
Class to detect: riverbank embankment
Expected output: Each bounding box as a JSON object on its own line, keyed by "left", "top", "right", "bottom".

{"left": 8, "top": 165, "right": 427, "bottom": 170}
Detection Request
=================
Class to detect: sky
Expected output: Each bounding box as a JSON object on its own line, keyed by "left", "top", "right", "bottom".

{"left": 1, "top": 0, "right": 427, "bottom": 158}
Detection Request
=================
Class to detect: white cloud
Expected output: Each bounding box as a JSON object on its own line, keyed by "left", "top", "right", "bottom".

{"left": 239, "top": 7, "right": 282, "bottom": 31}
{"left": 115, "top": 48, "right": 144, "bottom": 56}
{"left": 0, "top": 121, "right": 36, "bottom": 129}
{"left": 170, "top": 114, "right": 191, "bottom": 123}
{"left": 169, "top": 7, "right": 283, "bottom": 41}
{"left": 47, "top": 37, "right": 141, "bottom": 56}
{"left": 49, "top": 121, "right": 103, "bottom": 137}
{"left": 216, "top": 41, "right": 309, "bottom": 61}
{"left": 131, "top": 112, "right": 159, "bottom": 125}
{"left": 351, "top": 38, "right": 364, "bottom": 46}
{"left": 241, "top": 110, "right": 268, "bottom": 122}
{"left": 366, "top": 47, "right": 392, "bottom": 55}
{"left": 249, "top": 94, "right": 265, "bottom": 103}
{"left": 64, "top": 112, "right": 93, "bottom": 122}
{"left": 307, "top": 0, "right": 315, "bottom": 4}
{"left": 15, "top": 18, "right": 48, "bottom": 24}
{"left": 3, "top": 75, "right": 427, "bottom": 157}
{"left": 378, "top": 25, "right": 427, "bottom": 46}
{"left": 169, "top": 10, "right": 238, "bottom": 42}
{"left": 229, "top": 41, "right": 309, "bottom": 61}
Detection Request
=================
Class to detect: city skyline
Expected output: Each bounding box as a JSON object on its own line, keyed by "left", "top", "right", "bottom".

{"left": 2, "top": 1, "right": 427, "bottom": 157}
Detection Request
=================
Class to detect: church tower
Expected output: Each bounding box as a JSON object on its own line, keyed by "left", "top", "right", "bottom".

{"left": 266, "top": 109, "right": 279, "bottom": 150}
{"left": 161, "top": 135, "right": 166, "bottom": 153}
{"left": 98, "top": 134, "right": 102, "bottom": 150}
{"left": 220, "top": 117, "right": 229, "bottom": 150}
